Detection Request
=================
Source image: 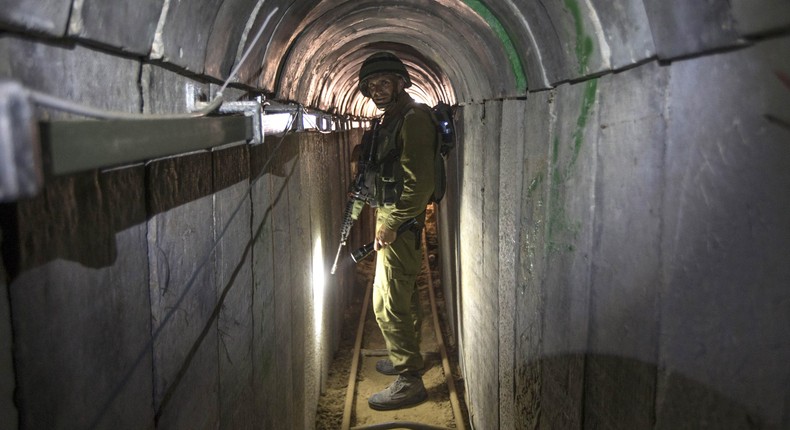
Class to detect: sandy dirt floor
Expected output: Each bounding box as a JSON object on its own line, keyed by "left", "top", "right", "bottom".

{"left": 316, "top": 207, "right": 469, "bottom": 429}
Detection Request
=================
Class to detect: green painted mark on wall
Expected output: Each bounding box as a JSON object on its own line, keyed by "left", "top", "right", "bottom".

{"left": 461, "top": 0, "right": 528, "bottom": 92}
{"left": 564, "top": 0, "right": 594, "bottom": 74}
{"left": 567, "top": 79, "right": 598, "bottom": 172}
{"left": 526, "top": 171, "right": 544, "bottom": 197}
{"left": 546, "top": 78, "right": 598, "bottom": 253}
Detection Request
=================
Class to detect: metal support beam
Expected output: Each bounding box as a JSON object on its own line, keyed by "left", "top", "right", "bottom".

{"left": 40, "top": 115, "right": 252, "bottom": 175}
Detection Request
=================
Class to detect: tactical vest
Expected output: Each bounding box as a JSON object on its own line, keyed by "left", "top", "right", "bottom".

{"left": 362, "top": 102, "right": 445, "bottom": 208}
{"left": 360, "top": 103, "right": 454, "bottom": 208}
{"left": 370, "top": 114, "right": 405, "bottom": 207}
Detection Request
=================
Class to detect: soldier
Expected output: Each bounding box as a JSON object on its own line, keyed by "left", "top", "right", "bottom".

{"left": 357, "top": 51, "right": 438, "bottom": 410}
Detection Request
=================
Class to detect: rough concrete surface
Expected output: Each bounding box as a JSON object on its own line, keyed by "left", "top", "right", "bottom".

{"left": 147, "top": 153, "right": 219, "bottom": 429}
{"left": 514, "top": 89, "right": 554, "bottom": 430}
{"left": 0, "top": 0, "right": 71, "bottom": 36}
{"left": 1, "top": 2, "right": 789, "bottom": 430}
{"left": 458, "top": 102, "right": 498, "bottom": 428}
{"left": 8, "top": 169, "right": 153, "bottom": 430}
{"left": 68, "top": 0, "right": 162, "bottom": 55}
{"left": 658, "top": 36, "right": 790, "bottom": 429}
{"left": 497, "top": 99, "right": 526, "bottom": 430}
{"left": 213, "top": 146, "right": 255, "bottom": 429}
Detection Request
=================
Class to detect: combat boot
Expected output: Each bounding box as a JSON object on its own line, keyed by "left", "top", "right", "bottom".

{"left": 375, "top": 358, "right": 399, "bottom": 375}
{"left": 368, "top": 372, "right": 428, "bottom": 410}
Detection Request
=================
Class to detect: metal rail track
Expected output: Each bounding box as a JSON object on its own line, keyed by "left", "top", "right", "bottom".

{"left": 341, "top": 229, "right": 466, "bottom": 430}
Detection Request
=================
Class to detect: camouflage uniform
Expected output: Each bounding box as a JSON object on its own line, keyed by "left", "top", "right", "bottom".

{"left": 371, "top": 92, "right": 436, "bottom": 374}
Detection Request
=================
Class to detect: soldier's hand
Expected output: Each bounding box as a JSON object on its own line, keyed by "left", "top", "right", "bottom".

{"left": 374, "top": 226, "right": 397, "bottom": 251}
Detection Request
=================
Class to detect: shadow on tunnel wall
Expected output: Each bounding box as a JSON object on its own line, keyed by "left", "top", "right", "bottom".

{"left": 0, "top": 127, "right": 347, "bottom": 429}
{"left": 0, "top": 131, "right": 301, "bottom": 280}
{"left": 515, "top": 353, "right": 770, "bottom": 430}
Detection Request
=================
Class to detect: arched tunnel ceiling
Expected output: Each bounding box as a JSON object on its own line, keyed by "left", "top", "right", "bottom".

{"left": 247, "top": 0, "right": 659, "bottom": 117}
{"left": 5, "top": 0, "right": 784, "bottom": 117}
{"left": 245, "top": 0, "right": 545, "bottom": 117}
{"left": 273, "top": 0, "right": 517, "bottom": 117}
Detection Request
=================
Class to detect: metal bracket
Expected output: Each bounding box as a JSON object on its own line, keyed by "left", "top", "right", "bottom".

{"left": 195, "top": 95, "right": 264, "bottom": 144}
{"left": 0, "top": 81, "right": 43, "bottom": 202}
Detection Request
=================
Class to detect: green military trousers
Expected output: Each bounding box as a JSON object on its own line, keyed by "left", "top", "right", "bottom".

{"left": 372, "top": 215, "right": 425, "bottom": 373}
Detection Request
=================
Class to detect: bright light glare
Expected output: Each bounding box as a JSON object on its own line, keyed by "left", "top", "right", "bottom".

{"left": 303, "top": 113, "right": 318, "bottom": 130}
{"left": 262, "top": 112, "right": 293, "bottom": 135}
{"left": 406, "top": 88, "right": 433, "bottom": 106}
{"left": 312, "top": 237, "right": 325, "bottom": 342}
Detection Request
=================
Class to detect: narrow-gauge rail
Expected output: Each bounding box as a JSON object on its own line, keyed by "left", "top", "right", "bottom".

{"left": 340, "top": 228, "right": 467, "bottom": 430}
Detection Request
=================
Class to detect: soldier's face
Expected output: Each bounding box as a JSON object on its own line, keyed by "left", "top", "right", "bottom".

{"left": 366, "top": 74, "right": 403, "bottom": 109}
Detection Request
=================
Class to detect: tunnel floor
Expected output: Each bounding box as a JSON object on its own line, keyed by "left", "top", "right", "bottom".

{"left": 316, "top": 207, "right": 469, "bottom": 429}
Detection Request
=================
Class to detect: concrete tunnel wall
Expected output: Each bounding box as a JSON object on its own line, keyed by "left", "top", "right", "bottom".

{"left": 1, "top": 1, "right": 790, "bottom": 430}
{"left": 0, "top": 37, "right": 370, "bottom": 428}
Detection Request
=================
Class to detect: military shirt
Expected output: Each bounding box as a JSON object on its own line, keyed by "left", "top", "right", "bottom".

{"left": 374, "top": 93, "right": 437, "bottom": 232}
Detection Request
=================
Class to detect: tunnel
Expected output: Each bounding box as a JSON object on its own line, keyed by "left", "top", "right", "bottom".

{"left": 1, "top": 0, "right": 790, "bottom": 429}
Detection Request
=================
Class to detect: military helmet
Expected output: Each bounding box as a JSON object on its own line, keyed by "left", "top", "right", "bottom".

{"left": 358, "top": 52, "right": 412, "bottom": 97}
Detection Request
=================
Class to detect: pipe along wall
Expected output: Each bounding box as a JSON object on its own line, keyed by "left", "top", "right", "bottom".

{"left": 1, "top": 1, "right": 790, "bottom": 429}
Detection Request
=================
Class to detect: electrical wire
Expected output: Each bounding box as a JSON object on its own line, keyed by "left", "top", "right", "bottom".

{"left": 219, "top": 7, "right": 279, "bottom": 96}
{"left": 27, "top": 89, "right": 224, "bottom": 120}
{"left": 25, "top": 6, "right": 279, "bottom": 120}
{"left": 152, "top": 110, "right": 297, "bottom": 417}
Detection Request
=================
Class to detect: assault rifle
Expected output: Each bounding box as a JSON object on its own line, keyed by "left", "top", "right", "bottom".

{"left": 330, "top": 120, "right": 379, "bottom": 275}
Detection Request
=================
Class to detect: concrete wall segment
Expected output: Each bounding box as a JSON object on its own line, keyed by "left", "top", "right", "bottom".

{"left": 542, "top": 78, "right": 600, "bottom": 357}
{"left": 268, "top": 133, "right": 301, "bottom": 427}
{"left": 249, "top": 141, "right": 278, "bottom": 429}
{"left": 642, "top": 0, "right": 741, "bottom": 60}
{"left": 7, "top": 169, "right": 154, "bottom": 429}
{"left": 204, "top": 0, "right": 262, "bottom": 81}
{"left": 68, "top": 0, "right": 162, "bottom": 56}
{"left": 237, "top": 4, "right": 286, "bottom": 90}
{"left": 0, "top": 35, "right": 142, "bottom": 120}
{"left": 146, "top": 153, "right": 220, "bottom": 427}
{"left": 480, "top": 99, "right": 502, "bottom": 428}
{"left": 288, "top": 138, "right": 309, "bottom": 430}
{"left": 212, "top": 146, "right": 256, "bottom": 429}
{"left": 248, "top": 1, "right": 318, "bottom": 91}
{"left": 457, "top": 101, "right": 502, "bottom": 428}
{"left": 526, "top": 0, "right": 610, "bottom": 83}
{"left": 509, "top": 2, "right": 568, "bottom": 89}
{"left": 658, "top": 36, "right": 790, "bottom": 429}
{"left": 151, "top": 0, "right": 224, "bottom": 73}
{"left": 536, "top": 77, "right": 600, "bottom": 429}
{"left": 590, "top": 61, "right": 667, "bottom": 364}
{"left": 497, "top": 99, "right": 527, "bottom": 429}
{"left": 142, "top": 63, "right": 209, "bottom": 115}
{"left": 0, "top": 0, "right": 71, "bottom": 36}
{"left": 585, "top": 60, "right": 668, "bottom": 430}
{"left": 513, "top": 90, "right": 554, "bottom": 428}
{"left": 481, "top": 0, "right": 548, "bottom": 90}
{"left": 587, "top": 0, "right": 656, "bottom": 70}
{"left": 457, "top": 102, "right": 485, "bottom": 427}
{"left": 731, "top": 0, "right": 790, "bottom": 37}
